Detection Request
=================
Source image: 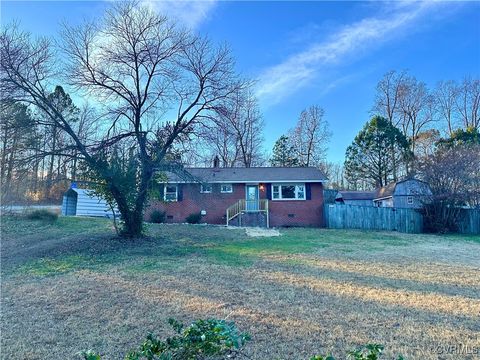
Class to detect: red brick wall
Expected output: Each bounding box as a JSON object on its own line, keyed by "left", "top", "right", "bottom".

{"left": 145, "top": 182, "right": 325, "bottom": 227}
{"left": 266, "top": 183, "right": 324, "bottom": 227}
{"left": 145, "top": 183, "right": 244, "bottom": 225}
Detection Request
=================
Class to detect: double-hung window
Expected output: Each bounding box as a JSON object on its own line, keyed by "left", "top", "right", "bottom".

{"left": 200, "top": 184, "right": 212, "bottom": 193}
{"left": 272, "top": 184, "right": 306, "bottom": 200}
{"left": 164, "top": 184, "right": 178, "bottom": 202}
{"left": 221, "top": 184, "right": 233, "bottom": 193}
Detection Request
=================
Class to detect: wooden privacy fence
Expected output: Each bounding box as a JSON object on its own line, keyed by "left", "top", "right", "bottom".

{"left": 324, "top": 204, "right": 423, "bottom": 233}
{"left": 458, "top": 209, "right": 480, "bottom": 234}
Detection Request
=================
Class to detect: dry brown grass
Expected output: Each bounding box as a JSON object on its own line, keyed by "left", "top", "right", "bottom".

{"left": 253, "top": 270, "right": 480, "bottom": 317}
{"left": 1, "top": 218, "right": 479, "bottom": 359}
{"left": 262, "top": 254, "right": 480, "bottom": 287}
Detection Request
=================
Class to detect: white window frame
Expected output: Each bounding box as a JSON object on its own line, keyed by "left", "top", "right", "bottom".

{"left": 200, "top": 183, "right": 212, "bottom": 193}
{"left": 407, "top": 196, "right": 414, "bottom": 205}
{"left": 220, "top": 183, "right": 233, "bottom": 193}
{"left": 271, "top": 183, "right": 306, "bottom": 201}
{"left": 164, "top": 184, "right": 178, "bottom": 202}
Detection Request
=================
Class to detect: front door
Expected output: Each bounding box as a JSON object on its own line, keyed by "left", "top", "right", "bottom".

{"left": 246, "top": 185, "right": 259, "bottom": 211}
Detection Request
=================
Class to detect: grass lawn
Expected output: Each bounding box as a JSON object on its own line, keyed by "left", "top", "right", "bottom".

{"left": 1, "top": 216, "right": 479, "bottom": 359}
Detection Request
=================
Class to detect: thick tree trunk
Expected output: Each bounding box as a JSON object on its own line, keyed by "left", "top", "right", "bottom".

{"left": 104, "top": 167, "right": 152, "bottom": 238}
{"left": 122, "top": 209, "right": 144, "bottom": 237}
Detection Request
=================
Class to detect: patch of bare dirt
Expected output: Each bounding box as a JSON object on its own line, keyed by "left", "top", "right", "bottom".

{"left": 245, "top": 227, "right": 281, "bottom": 237}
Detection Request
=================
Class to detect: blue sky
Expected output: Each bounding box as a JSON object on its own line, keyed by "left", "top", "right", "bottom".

{"left": 2, "top": 1, "right": 479, "bottom": 163}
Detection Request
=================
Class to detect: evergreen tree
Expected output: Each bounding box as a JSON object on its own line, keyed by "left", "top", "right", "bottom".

{"left": 270, "top": 135, "right": 299, "bottom": 167}
{"left": 344, "top": 116, "right": 412, "bottom": 188}
{"left": 437, "top": 126, "right": 480, "bottom": 147}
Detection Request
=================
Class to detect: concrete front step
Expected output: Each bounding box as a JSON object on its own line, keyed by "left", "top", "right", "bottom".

{"left": 228, "top": 211, "right": 268, "bottom": 228}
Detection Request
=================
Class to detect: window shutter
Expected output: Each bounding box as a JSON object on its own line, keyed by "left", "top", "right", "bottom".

{"left": 306, "top": 183, "right": 312, "bottom": 200}
{"left": 159, "top": 184, "right": 165, "bottom": 200}
{"left": 266, "top": 183, "right": 272, "bottom": 200}
{"left": 177, "top": 184, "right": 183, "bottom": 201}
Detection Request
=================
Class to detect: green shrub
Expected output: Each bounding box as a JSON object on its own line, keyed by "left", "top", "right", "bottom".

{"left": 185, "top": 212, "right": 202, "bottom": 224}
{"left": 310, "top": 344, "right": 405, "bottom": 360}
{"left": 81, "top": 318, "right": 251, "bottom": 360}
{"left": 149, "top": 210, "right": 166, "bottom": 224}
{"left": 81, "top": 333, "right": 407, "bottom": 360}
{"left": 79, "top": 350, "right": 101, "bottom": 360}
{"left": 310, "top": 356, "right": 335, "bottom": 360}
{"left": 347, "top": 344, "right": 384, "bottom": 360}
{"left": 25, "top": 209, "right": 58, "bottom": 223}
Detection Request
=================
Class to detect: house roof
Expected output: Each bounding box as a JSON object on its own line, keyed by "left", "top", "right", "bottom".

{"left": 163, "top": 167, "right": 328, "bottom": 183}
{"left": 336, "top": 191, "right": 376, "bottom": 201}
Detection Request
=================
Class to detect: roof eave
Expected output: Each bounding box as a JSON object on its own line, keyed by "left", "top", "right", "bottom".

{"left": 373, "top": 195, "right": 393, "bottom": 201}
{"left": 160, "top": 179, "right": 328, "bottom": 184}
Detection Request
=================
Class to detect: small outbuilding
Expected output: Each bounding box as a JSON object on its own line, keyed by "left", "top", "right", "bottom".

{"left": 335, "top": 191, "right": 375, "bottom": 206}
{"left": 373, "top": 179, "right": 432, "bottom": 208}
{"left": 61, "top": 186, "right": 118, "bottom": 218}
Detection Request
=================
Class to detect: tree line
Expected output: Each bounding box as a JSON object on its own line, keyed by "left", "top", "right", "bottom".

{"left": 337, "top": 71, "right": 479, "bottom": 191}
{"left": 1, "top": 0, "right": 477, "bottom": 235}
{"left": 1, "top": 87, "right": 94, "bottom": 204}
{"left": 342, "top": 71, "right": 479, "bottom": 231}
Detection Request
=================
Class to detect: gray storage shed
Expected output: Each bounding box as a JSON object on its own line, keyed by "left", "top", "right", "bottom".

{"left": 373, "top": 179, "right": 432, "bottom": 208}
{"left": 61, "top": 188, "right": 118, "bottom": 218}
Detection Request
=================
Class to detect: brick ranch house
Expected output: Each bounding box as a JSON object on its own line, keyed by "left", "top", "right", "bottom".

{"left": 145, "top": 166, "right": 328, "bottom": 227}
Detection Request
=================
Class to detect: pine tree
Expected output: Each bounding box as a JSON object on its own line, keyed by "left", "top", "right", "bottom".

{"left": 344, "top": 116, "right": 412, "bottom": 188}
{"left": 270, "top": 135, "right": 299, "bottom": 167}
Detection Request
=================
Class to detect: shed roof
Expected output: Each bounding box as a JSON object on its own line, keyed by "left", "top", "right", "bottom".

{"left": 163, "top": 167, "right": 327, "bottom": 183}
{"left": 67, "top": 188, "right": 95, "bottom": 196}
{"left": 374, "top": 178, "right": 430, "bottom": 200}
{"left": 337, "top": 191, "right": 376, "bottom": 201}
{"left": 374, "top": 182, "right": 397, "bottom": 200}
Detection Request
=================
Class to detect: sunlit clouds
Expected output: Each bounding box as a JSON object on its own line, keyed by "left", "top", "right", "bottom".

{"left": 256, "top": 1, "right": 446, "bottom": 106}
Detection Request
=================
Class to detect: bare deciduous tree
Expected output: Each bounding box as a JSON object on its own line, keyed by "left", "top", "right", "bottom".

{"left": 396, "top": 75, "right": 436, "bottom": 157}
{"left": 372, "top": 70, "right": 411, "bottom": 181}
{"left": 1, "top": 2, "right": 243, "bottom": 236}
{"left": 413, "top": 129, "right": 441, "bottom": 159}
{"left": 319, "top": 161, "right": 347, "bottom": 190}
{"left": 221, "top": 90, "right": 264, "bottom": 167}
{"left": 417, "top": 143, "right": 480, "bottom": 232}
{"left": 288, "top": 105, "right": 330, "bottom": 167}
{"left": 196, "top": 122, "right": 239, "bottom": 167}
{"left": 456, "top": 77, "right": 480, "bottom": 130}
{"left": 372, "top": 70, "right": 407, "bottom": 127}
{"left": 196, "top": 87, "right": 264, "bottom": 167}
{"left": 434, "top": 80, "right": 459, "bottom": 136}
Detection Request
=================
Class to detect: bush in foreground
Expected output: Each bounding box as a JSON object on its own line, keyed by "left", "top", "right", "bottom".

{"left": 80, "top": 319, "right": 407, "bottom": 359}
{"left": 311, "top": 344, "right": 404, "bottom": 360}
{"left": 25, "top": 209, "right": 58, "bottom": 223}
{"left": 81, "top": 318, "right": 251, "bottom": 360}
